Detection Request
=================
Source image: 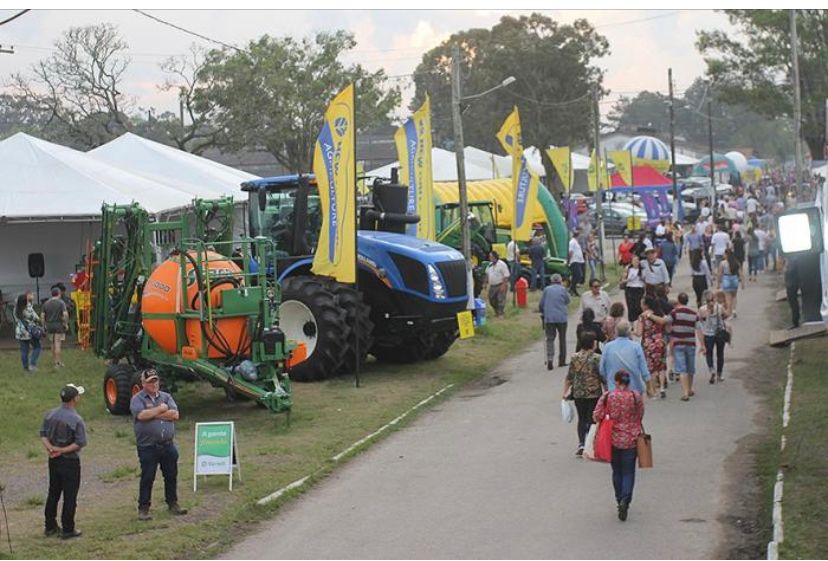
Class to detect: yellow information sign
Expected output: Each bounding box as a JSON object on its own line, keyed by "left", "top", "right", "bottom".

{"left": 457, "top": 310, "right": 475, "bottom": 339}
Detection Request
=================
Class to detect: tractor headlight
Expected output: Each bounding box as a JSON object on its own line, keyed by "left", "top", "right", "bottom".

{"left": 427, "top": 264, "right": 446, "bottom": 299}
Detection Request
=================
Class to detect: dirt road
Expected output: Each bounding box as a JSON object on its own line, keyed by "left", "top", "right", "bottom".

{"left": 223, "top": 262, "right": 775, "bottom": 559}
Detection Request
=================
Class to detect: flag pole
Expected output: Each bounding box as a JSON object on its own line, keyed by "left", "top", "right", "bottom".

{"left": 353, "top": 84, "right": 361, "bottom": 389}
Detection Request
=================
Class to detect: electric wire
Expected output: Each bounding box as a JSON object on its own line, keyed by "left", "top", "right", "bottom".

{"left": 132, "top": 9, "right": 243, "bottom": 53}
{"left": 0, "top": 9, "right": 29, "bottom": 27}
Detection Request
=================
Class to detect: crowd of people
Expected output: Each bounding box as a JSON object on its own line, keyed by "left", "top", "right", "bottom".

{"left": 542, "top": 177, "right": 797, "bottom": 522}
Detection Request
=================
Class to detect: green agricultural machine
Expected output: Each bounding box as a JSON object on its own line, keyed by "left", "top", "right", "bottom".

{"left": 91, "top": 197, "right": 296, "bottom": 417}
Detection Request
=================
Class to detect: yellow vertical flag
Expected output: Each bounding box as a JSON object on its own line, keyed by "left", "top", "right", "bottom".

{"left": 546, "top": 146, "right": 573, "bottom": 192}
{"left": 311, "top": 84, "right": 356, "bottom": 283}
{"left": 496, "top": 106, "right": 523, "bottom": 179}
{"left": 394, "top": 95, "right": 435, "bottom": 240}
{"left": 587, "top": 149, "right": 601, "bottom": 192}
{"left": 609, "top": 150, "right": 633, "bottom": 186}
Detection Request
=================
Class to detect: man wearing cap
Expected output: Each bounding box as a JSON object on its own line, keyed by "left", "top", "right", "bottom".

{"left": 642, "top": 246, "right": 670, "bottom": 296}
{"left": 539, "top": 273, "right": 570, "bottom": 370}
{"left": 130, "top": 369, "right": 187, "bottom": 520}
{"left": 40, "top": 384, "right": 87, "bottom": 539}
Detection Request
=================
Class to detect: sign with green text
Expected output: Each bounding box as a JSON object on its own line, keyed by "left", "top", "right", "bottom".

{"left": 193, "top": 421, "right": 241, "bottom": 491}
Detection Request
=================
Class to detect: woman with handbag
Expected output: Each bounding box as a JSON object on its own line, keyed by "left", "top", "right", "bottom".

{"left": 562, "top": 332, "right": 604, "bottom": 457}
{"left": 14, "top": 291, "right": 43, "bottom": 372}
{"left": 592, "top": 370, "right": 645, "bottom": 522}
{"left": 689, "top": 248, "right": 712, "bottom": 308}
{"left": 699, "top": 290, "right": 730, "bottom": 384}
{"left": 717, "top": 248, "right": 741, "bottom": 318}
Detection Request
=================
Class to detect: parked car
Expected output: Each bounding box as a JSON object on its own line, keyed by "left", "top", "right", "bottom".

{"left": 588, "top": 204, "right": 649, "bottom": 236}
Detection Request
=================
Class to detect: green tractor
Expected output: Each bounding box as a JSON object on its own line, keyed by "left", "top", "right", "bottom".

{"left": 91, "top": 197, "right": 296, "bottom": 417}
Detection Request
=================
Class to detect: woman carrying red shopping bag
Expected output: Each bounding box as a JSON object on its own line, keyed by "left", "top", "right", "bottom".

{"left": 592, "top": 370, "right": 645, "bottom": 522}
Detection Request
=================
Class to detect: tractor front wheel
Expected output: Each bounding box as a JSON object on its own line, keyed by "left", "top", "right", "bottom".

{"left": 423, "top": 330, "right": 459, "bottom": 360}
{"left": 103, "top": 363, "right": 138, "bottom": 415}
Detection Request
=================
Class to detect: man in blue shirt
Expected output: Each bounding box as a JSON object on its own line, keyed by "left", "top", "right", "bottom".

{"left": 539, "top": 273, "right": 570, "bottom": 370}
{"left": 600, "top": 321, "right": 651, "bottom": 394}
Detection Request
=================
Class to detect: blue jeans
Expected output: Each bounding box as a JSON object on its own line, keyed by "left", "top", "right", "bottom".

{"left": 611, "top": 446, "right": 638, "bottom": 504}
{"left": 19, "top": 338, "right": 41, "bottom": 369}
{"left": 137, "top": 443, "right": 179, "bottom": 509}
{"left": 531, "top": 260, "right": 545, "bottom": 290}
{"left": 672, "top": 345, "right": 696, "bottom": 375}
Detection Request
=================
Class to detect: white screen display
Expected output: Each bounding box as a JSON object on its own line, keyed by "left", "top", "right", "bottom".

{"left": 778, "top": 213, "right": 812, "bottom": 253}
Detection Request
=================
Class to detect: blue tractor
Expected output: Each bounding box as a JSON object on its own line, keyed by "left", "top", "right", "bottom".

{"left": 242, "top": 175, "right": 469, "bottom": 381}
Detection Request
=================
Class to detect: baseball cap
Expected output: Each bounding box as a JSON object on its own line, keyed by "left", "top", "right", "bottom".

{"left": 645, "top": 246, "right": 658, "bottom": 253}
{"left": 141, "top": 369, "right": 160, "bottom": 383}
{"left": 60, "top": 384, "right": 85, "bottom": 402}
{"left": 550, "top": 273, "right": 562, "bottom": 284}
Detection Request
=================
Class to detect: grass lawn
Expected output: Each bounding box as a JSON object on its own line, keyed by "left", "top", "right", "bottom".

{"left": 776, "top": 336, "right": 828, "bottom": 558}
{"left": 0, "top": 287, "right": 576, "bottom": 560}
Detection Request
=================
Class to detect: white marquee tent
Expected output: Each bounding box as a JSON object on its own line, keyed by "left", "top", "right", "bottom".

{"left": 0, "top": 133, "right": 258, "bottom": 302}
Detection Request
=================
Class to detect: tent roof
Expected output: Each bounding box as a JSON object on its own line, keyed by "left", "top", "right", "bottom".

{"left": 611, "top": 165, "right": 672, "bottom": 188}
{"left": 366, "top": 147, "right": 496, "bottom": 181}
{"left": 88, "top": 133, "right": 258, "bottom": 198}
{"left": 0, "top": 133, "right": 196, "bottom": 220}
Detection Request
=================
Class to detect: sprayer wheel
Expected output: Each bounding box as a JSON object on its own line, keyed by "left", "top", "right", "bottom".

{"left": 103, "top": 363, "right": 137, "bottom": 415}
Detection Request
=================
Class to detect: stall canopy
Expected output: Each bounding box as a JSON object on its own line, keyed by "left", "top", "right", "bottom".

{"left": 367, "top": 147, "right": 495, "bottom": 181}
{"left": 691, "top": 153, "right": 739, "bottom": 176}
{"left": 0, "top": 132, "right": 196, "bottom": 221}
{"left": 610, "top": 165, "right": 672, "bottom": 189}
{"left": 88, "top": 133, "right": 257, "bottom": 198}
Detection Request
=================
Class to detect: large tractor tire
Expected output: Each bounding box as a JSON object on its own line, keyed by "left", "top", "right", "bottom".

{"left": 280, "top": 276, "right": 348, "bottom": 382}
{"left": 103, "top": 363, "right": 138, "bottom": 415}
{"left": 423, "top": 330, "right": 459, "bottom": 360}
{"left": 324, "top": 280, "right": 374, "bottom": 375}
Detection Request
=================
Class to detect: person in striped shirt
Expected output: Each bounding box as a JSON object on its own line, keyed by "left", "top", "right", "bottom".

{"left": 667, "top": 293, "right": 704, "bottom": 401}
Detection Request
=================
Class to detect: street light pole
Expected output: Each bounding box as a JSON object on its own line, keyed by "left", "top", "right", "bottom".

{"left": 668, "top": 68, "right": 680, "bottom": 220}
{"left": 707, "top": 99, "right": 716, "bottom": 216}
{"left": 450, "top": 44, "right": 472, "bottom": 266}
{"left": 790, "top": 9, "right": 804, "bottom": 197}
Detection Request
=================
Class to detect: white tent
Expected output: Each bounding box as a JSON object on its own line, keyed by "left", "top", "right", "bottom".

{"left": 0, "top": 132, "right": 196, "bottom": 220}
{"left": 88, "top": 133, "right": 257, "bottom": 198}
{"left": 463, "top": 146, "right": 511, "bottom": 178}
{"left": 366, "top": 147, "right": 496, "bottom": 181}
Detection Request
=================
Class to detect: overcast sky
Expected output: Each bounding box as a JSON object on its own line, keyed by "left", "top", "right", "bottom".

{"left": 0, "top": 9, "right": 731, "bottom": 120}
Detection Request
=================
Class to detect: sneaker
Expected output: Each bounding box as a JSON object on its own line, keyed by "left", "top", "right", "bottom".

{"left": 680, "top": 395, "right": 690, "bottom": 402}
{"left": 617, "top": 500, "right": 629, "bottom": 522}
{"left": 717, "top": 375, "right": 724, "bottom": 383}
{"left": 168, "top": 503, "right": 188, "bottom": 516}
{"left": 575, "top": 447, "right": 584, "bottom": 457}
{"left": 660, "top": 389, "right": 666, "bottom": 399}
{"left": 61, "top": 529, "right": 82, "bottom": 540}
{"left": 558, "top": 359, "right": 567, "bottom": 367}
{"left": 44, "top": 526, "right": 61, "bottom": 537}
{"left": 138, "top": 508, "right": 152, "bottom": 521}
{"left": 709, "top": 375, "right": 716, "bottom": 385}
{"left": 28, "top": 365, "right": 38, "bottom": 372}
{"left": 547, "top": 361, "right": 554, "bottom": 371}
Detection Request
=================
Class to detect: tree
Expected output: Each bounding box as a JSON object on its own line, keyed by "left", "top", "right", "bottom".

{"left": 411, "top": 14, "right": 609, "bottom": 158}
{"left": 195, "top": 31, "right": 401, "bottom": 173}
{"left": 697, "top": 10, "right": 828, "bottom": 159}
{"left": 8, "top": 23, "right": 133, "bottom": 149}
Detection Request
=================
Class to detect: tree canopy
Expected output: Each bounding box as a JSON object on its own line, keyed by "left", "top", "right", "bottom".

{"left": 696, "top": 9, "right": 827, "bottom": 159}
{"left": 411, "top": 13, "right": 609, "bottom": 157}
{"left": 194, "top": 30, "right": 401, "bottom": 173}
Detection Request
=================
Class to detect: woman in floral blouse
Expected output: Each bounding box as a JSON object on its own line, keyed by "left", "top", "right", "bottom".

{"left": 562, "top": 332, "right": 604, "bottom": 457}
{"left": 593, "top": 369, "right": 645, "bottom": 522}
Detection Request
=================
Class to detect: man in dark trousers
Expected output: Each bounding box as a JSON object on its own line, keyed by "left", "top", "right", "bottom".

{"left": 131, "top": 369, "right": 188, "bottom": 520}
{"left": 784, "top": 256, "right": 800, "bottom": 329}
{"left": 539, "top": 273, "right": 571, "bottom": 370}
{"left": 40, "top": 383, "right": 87, "bottom": 539}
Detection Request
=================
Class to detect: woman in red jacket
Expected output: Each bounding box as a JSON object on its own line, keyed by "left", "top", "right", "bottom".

{"left": 617, "top": 233, "right": 635, "bottom": 266}
{"left": 593, "top": 370, "right": 645, "bottom": 521}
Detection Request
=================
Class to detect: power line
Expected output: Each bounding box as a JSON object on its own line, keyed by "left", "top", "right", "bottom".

{"left": 0, "top": 9, "right": 29, "bottom": 27}
{"left": 506, "top": 89, "right": 592, "bottom": 108}
{"left": 132, "top": 9, "right": 242, "bottom": 53}
{"left": 595, "top": 10, "right": 683, "bottom": 29}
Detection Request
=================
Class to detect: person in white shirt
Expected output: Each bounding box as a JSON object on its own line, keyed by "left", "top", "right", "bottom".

{"left": 642, "top": 247, "right": 670, "bottom": 294}
{"left": 485, "top": 251, "right": 511, "bottom": 317}
{"left": 710, "top": 224, "right": 731, "bottom": 269}
{"left": 506, "top": 239, "right": 520, "bottom": 290}
{"left": 568, "top": 230, "right": 585, "bottom": 296}
{"left": 579, "top": 279, "right": 612, "bottom": 323}
{"left": 754, "top": 227, "right": 769, "bottom": 272}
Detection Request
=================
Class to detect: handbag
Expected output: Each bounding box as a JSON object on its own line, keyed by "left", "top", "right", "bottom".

{"left": 560, "top": 400, "right": 575, "bottom": 424}
{"left": 26, "top": 321, "right": 44, "bottom": 340}
{"left": 583, "top": 423, "right": 598, "bottom": 460}
{"left": 594, "top": 415, "right": 614, "bottom": 462}
{"left": 637, "top": 425, "right": 653, "bottom": 468}
{"left": 714, "top": 309, "right": 731, "bottom": 344}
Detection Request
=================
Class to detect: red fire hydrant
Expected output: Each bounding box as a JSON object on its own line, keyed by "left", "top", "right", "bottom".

{"left": 515, "top": 277, "right": 528, "bottom": 308}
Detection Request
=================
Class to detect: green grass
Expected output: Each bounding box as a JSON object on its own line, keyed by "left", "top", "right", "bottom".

{"left": 15, "top": 496, "right": 44, "bottom": 510}
{"left": 0, "top": 289, "right": 552, "bottom": 559}
{"left": 777, "top": 337, "right": 828, "bottom": 558}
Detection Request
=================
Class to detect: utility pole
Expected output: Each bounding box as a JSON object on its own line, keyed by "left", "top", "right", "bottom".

{"left": 591, "top": 86, "right": 606, "bottom": 279}
{"left": 790, "top": 9, "right": 804, "bottom": 197}
{"left": 668, "top": 68, "right": 680, "bottom": 220}
{"left": 707, "top": 99, "right": 716, "bottom": 216}
{"left": 450, "top": 44, "right": 472, "bottom": 267}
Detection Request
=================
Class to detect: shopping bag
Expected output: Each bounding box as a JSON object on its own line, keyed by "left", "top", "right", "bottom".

{"left": 593, "top": 416, "right": 614, "bottom": 463}
{"left": 583, "top": 423, "right": 598, "bottom": 460}
{"left": 637, "top": 431, "right": 653, "bottom": 468}
{"left": 560, "top": 399, "right": 575, "bottom": 423}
